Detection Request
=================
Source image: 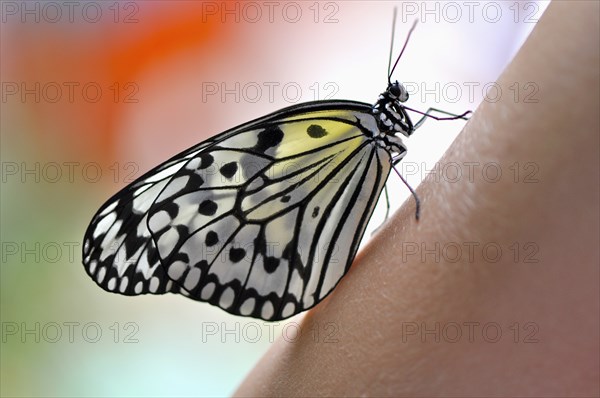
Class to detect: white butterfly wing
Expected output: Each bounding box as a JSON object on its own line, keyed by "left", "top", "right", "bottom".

{"left": 83, "top": 101, "right": 392, "bottom": 320}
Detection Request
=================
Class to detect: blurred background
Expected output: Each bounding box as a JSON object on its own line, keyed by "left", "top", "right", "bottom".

{"left": 1, "top": 1, "right": 548, "bottom": 396}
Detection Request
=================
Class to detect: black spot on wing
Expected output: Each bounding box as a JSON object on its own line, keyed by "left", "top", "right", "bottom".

{"left": 205, "top": 231, "right": 219, "bottom": 246}
{"left": 198, "top": 200, "right": 218, "bottom": 216}
{"left": 312, "top": 206, "right": 320, "bottom": 218}
{"left": 198, "top": 153, "right": 214, "bottom": 169}
{"left": 307, "top": 124, "right": 328, "bottom": 138}
{"left": 220, "top": 162, "right": 238, "bottom": 179}
{"left": 264, "top": 257, "right": 280, "bottom": 273}
{"left": 187, "top": 173, "right": 204, "bottom": 188}
{"left": 254, "top": 126, "right": 284, "bottom": 153}
{"left": 229, "top": 247, "right": 246, "bottom": 263}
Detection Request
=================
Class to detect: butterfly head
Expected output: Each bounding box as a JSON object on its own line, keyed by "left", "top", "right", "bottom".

{"left": 388, "top": 81, "right": 409, "bottom": 102}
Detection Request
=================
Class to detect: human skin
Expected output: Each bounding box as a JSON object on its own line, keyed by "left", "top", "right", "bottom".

{"left": 234, "top": 1, "right": 599, "bottom": 397}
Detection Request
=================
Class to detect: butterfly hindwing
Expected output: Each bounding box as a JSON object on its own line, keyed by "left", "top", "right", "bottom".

{"left": 81, "top": 138, "right": 220, "bottom": 297}
{"left": 83, "top": 101, "right": 394, "bottom": 320}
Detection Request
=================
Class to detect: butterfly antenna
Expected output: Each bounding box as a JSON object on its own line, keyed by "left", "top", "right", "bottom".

{"left": 388, "top": 18, "right": 418, "bottom": 82}
{"left": 387, "top": 8, "right": 398, "bottom": 84}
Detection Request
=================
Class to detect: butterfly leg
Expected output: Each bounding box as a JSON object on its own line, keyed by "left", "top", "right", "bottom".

{"left": 392, "top": 156, "right": 420, "bottom": 221}
{"left": 383, "top": 185, "right": 391, "bottom": 222}
{"left": 403, "top": 106, "right": 472, "bottom": 130}
{"left": 370, "top": 186, "right": 391, "bottom": 236}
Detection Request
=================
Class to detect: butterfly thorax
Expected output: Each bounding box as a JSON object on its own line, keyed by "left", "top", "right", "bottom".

{"left": 371, "top": 81, "right": 413, "bottom": 139}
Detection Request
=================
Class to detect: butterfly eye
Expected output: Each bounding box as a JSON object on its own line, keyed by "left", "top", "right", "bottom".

{"left": 388, "top": 82, "right": 409, "bottom": 102}
{"left": 389, "top": 82, "right": 402, "bottom": 98}
{"left": 399, "top": 85, "right": 409, "bottom": 102}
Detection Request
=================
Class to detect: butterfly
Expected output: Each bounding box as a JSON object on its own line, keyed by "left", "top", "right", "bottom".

{"left": 82, "top": 17, "right": 470, "bottom": 321}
